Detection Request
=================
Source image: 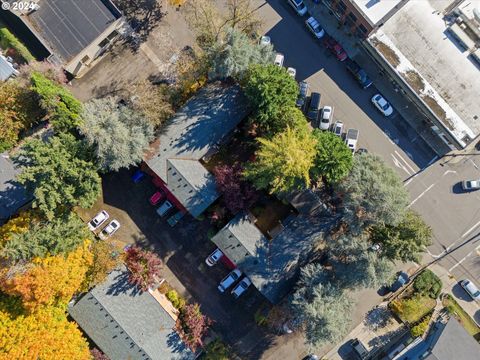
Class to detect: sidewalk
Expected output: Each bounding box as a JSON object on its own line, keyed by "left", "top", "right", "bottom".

{"left": 304, "top": 0, "right": 452, "bottom": 157}
{"left": 430, "top": 263, "right": 480, "bottom": 326}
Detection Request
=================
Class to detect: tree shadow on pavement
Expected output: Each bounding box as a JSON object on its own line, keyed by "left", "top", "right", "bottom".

{"left": 115, "top": 0, "right": 166, "bottom": 52}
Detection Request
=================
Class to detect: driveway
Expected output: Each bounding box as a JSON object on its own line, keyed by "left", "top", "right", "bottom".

{"left": 70, "top": 2, "right": 196, "bottom": 101}
{"left": 78, "top": 169, "right": 275, "bottom": 358}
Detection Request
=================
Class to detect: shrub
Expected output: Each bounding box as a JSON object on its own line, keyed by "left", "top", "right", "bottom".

{"left": 203, "top": 338, "right": 230, "bottom": 360}
{"left": 411, "top": 315, "right": 430, "bottom": 337}
{"left": 166, "top": 289, "right": 186, "bottom": 310}
{"left": 0, "top": 27, "right": 35, "bottom": 62}
{"left": 124, "top": 246, "right": 163, "bottom": 291}
{"left": 179, "top": 303, "right": 212, "bottom": 351}
{"left": 413, "top": 269, "right": 442, "bottom": 299}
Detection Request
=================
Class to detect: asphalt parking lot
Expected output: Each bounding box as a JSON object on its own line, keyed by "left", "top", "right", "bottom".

{"left": 78, "top": 169, "right": 273, "bottom": 357}
{"left": 255, "top": 0, "right": 437, "bottom": 183}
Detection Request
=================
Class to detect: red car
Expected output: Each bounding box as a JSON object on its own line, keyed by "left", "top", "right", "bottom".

{"left": 149, "top": 191, "right": 165, "bottom": 206}
{"left": 323, "top": 36, "right": 348, "bottom": 62}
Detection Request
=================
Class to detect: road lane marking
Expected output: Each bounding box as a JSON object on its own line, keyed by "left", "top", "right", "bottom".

{"left": 391, "top": 153, "right": 411, "bottom": 175}
{"left": 395, "top": 150, "right": 416, "bottom": 173}
{"left": 448, "top": 245, "right": 480, "bottom": 272}
{"left": 470, "top": 159, "right": 479, "bottom": 170}
{"left": 461, "top": 219, "right": 480, "bottom": 238}
{"left": 407, "top": 183, "right": 435, "bottom": 208}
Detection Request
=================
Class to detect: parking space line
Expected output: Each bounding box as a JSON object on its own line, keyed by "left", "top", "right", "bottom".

{"left": 407, "top": 183, "right": 435, "bottom": 208}
{"left": 395, "top": 150, "right": 416, "bottom": 173}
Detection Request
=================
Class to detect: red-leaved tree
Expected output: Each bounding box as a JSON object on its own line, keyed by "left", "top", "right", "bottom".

{"left": 91, "top": 348, "right": 110, "bottom": 360}
{"left": 213, "top": 164, "right": 258, "bottom": 214}
{"left": 179, "top": 303, "right": 212, "bottom": 351}
{"left": 124, "top": 246, "right": 163, "bottom": 291}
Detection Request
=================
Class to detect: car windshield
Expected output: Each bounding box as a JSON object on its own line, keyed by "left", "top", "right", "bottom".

{"left": 382, "top": 103, "right": 390, "bottom": 111}
{"left": 474, "top": 290, "right": 480, "bottom": 297}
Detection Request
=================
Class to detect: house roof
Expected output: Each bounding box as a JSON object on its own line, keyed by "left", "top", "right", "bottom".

{"left": 145, "top": 84, "right": 250, "bottom": 217}
{"left": 426, "top": 317, "right": 480, "bottom": 360}
{"left": 68, "top": 268, "right": 194, "bottom": 360}
{"left": 23, "top": 0, "right": 121, "bottom": 63}
{"left": 0, "top": 55, "right": 18, "bottom": 80}
{"left": 0, "top": 153, "right": 30, "bottom": 224}
{"left": 212, "top": 206, "right": 329, "bottom": 303}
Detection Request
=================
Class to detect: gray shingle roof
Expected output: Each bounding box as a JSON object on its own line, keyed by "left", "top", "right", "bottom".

{"left": 427, "top": 317, "right": 480, "bottom": 360}
{"left": 145, "top": 84, "right": 249, "bottom": 217}
{"left": 212, "top": 208, "right": 330, "bottom": 303}
{"left": 0, "top": 152, "right": 30, "bottom": 224}
{"left": 25, "top": 0, "right": 121, "bottom": 62}
{"left": 68, "top": 268, "right": 194, "bottom": 360}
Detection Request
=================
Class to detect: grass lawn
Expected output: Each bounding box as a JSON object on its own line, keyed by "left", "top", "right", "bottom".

{"left": 443, "top": 294, "right": 480, "bottom": 340}
{"left": 390, "top": 295, "right": 436, "bottom": 324}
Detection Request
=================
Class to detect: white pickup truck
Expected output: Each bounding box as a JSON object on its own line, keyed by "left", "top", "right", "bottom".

{"left": 345, "top": 129, "right": 359, "bottom": 153}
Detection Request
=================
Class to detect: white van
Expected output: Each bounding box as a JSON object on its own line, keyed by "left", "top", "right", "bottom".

{"left": 345, "top": 128, "right": 359, "bottom": 153}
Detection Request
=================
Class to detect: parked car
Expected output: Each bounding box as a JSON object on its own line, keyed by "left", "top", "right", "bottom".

{"left": 287, "top": 67, "right": 296, "bottom": 78}
{"left": 390, "top": 271, "right": 409, "bottom": 292}
{"left": 88, "top": 210, "right": 109, "bottom": 231}
{"left": 356, "top": 148, "right": 368, "bottom": 155}
{"left": 460, "top": 279, "right": 480, "bottom": 301}
{"left": 345, "top": 128, "right": 359, "bottom": 153}
{"left": 156, "top": 200, "right": 174, "bottom": 217}
{"left": 371, "top": 94, "right": 393, "bottom": 116}
{"left": 462, "top": 179, "right": 480, "bottom": 191}
{"left": 206, "top": 248, "right": 224, "bottom": 266}
{"left": 351, "top": 338, "right": 369, "bottom": 359}
{"left": 332, "top": 120, "right": 343, "bottom": 136}
{"left": 287, "top": 0, "right": 307, "bottom": 16}
{"left": 303, "top": 356, "right": 319, "bottom": 360}
{"left": 260, "top": 35, "right": 271, "bottom": 46}
{"left": 218, "top": 269, "right": 242, "bottom": 293}
{"left": 323, "top": 36, "right": 348, "bottom": 61}
{"left": 131, "top": 169, "right": 145, "bottom": 183}
{"left": 231, "top": 277, "right": 252, "bottom": 298}
{"left": 305, "top": 16, "right": 325, "bottom": 39}
{"left": 167, "top": 211, "right": 185, "bottom": 227}
{"left": 99, "top": 220, "right": 120, "bottom": 239}
{"left": 296, "top": 81, "right": 309, "bottom": 109}
{"left": 149, "top": 191, "right": 165, "bottom": 206}
{"left": 307, "top": 92, "right": 321, "bottom": 121}
{"left": 345, "top": 59, "right": 372, "bottom": 89}
{"left": 319, "top": 106, "right": 333, "bottom": 130}
{"left": 274, "top": 53, "right": 284, "bottom": 66}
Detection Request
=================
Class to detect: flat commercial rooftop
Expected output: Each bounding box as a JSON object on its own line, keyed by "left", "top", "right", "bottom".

{"left": 351, "top": 0, "right": 403, "bottom": 25}
{"left": 369, "top": 0, "right": 480, "bottom": 145}
{"left": 26, "top": 0, "right": 121, "bottom": 62}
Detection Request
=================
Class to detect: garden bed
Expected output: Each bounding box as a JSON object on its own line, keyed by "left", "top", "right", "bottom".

{"left": 442, "top": 294, "right": 480, "bottom": 340}
{"left": 390, "top": 295, "right": 436, "bottom": 324}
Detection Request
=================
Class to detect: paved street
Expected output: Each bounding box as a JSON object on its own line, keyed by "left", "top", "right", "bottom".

{"left": 407, "top": 153, "right": 480, "bottom": 285}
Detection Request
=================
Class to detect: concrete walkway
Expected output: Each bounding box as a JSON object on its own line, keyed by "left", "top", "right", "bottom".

{"left": 430, "top": 263, "right": 480, "bottom": 326}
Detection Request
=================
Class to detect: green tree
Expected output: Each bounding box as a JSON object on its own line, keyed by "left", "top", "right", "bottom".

{"left": 328, "top": 234, "right": 395, "bottom": 290}
{"left": 291, "top": 265, "right": 354, "bottom": 347}
{"left": 30, "top": 72, "right": 82, "bottom": 132}
{"left": 0, "top": 81, "right": 40, "bottom": 151}
{"left": 311, "top": 130, "right": 353, "bottom": 184}
{"left": 370, "top": 210, "right": 432, "bottom": 263}
{"left": 80, "top": 97, "right": 154, "bottom": 172}
{"left": 244, "top": 126, "right": 317, "bottom": 194}
{"left": 14, "top": 133, "right": 101, "bottom": 220}
{"left": 203, "top": 338, "right": 230, "bottom": 360}
{"left": 208, "top": 28, "right": 274, "bottom": 80}
{"left": 338, "top": 153, "right": 409, "bottom": 233}
{"left": 1, "top": 212, "right": 92, "bottom": 262}
{"left": 413, "top": 269, "right": 442, "bottom": 299}
{"left": 243, "top": 64, "right": 298, "bottom": 135}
